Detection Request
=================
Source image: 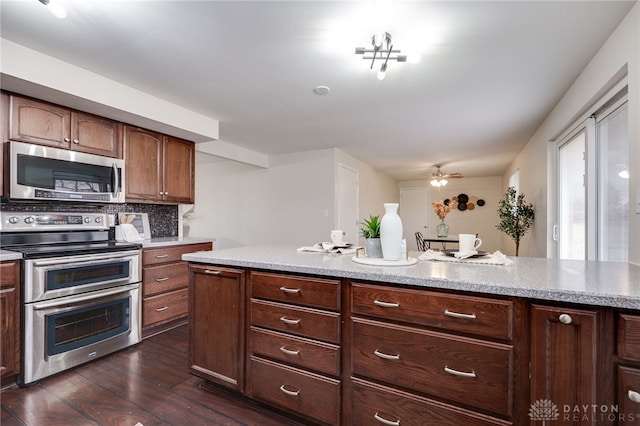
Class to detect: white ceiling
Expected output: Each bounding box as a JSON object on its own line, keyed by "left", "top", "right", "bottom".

{"left": 0, "top": 0, "right": 635, "bottom": 180}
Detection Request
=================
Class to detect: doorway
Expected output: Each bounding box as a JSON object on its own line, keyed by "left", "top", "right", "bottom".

{"left": 337, "top": 164, "right": 359, "bottom": 245}
{"left": 399, "top": 187, "right": 430, "bottom": 251}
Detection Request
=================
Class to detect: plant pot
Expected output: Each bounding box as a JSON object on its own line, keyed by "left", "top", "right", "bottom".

{"left": 365, "top": 238, "right": 383, "bottom": 258}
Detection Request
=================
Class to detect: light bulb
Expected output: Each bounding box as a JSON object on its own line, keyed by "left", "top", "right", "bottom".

{"left": 38, "top": 0, "right": 67, "bottom": 18}
{"left": 377, "top": 63, "right": 387, "bottom": 80}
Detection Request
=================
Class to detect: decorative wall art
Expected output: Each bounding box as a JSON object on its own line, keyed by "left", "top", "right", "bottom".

{"left": 443, "top": 193, "right": 486, "bottom": 213}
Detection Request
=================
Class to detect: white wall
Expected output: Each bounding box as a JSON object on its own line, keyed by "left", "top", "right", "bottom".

{"left": 503, "top": 3, "right": 639, "bottom": 263}
{"left": 399, "top": 177, "right": 504, "bottom": 253}
{"left": 335, "top": 149, "right": 399, "bottom": 245}
{"left": 188, "top": 147, "right": 397, "bottom": 249}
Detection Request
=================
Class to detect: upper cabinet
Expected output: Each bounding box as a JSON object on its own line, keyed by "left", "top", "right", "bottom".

{"left": 124, "top": 126, "right": 195, "bottom": 204}
{"left": 8, "top": 94, "right": 122, "bottom": 158}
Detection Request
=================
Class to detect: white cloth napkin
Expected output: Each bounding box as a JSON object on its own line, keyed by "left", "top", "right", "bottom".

{"left": 297, "top": 243, "right": 363, "bottom": 255}
{"left": 418, "top": 249, "right": 513, "bottom": 265}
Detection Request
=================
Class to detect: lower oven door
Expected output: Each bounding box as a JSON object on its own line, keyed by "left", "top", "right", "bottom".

{"left": 24, "top": 250, "right": 141, "bottom": 303}
{"left": 23, "top": 283, "right": 141, "bottom": 385}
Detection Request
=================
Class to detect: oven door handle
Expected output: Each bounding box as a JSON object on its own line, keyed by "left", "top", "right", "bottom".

{"left": 29, "top": 250, "right": 140, "bottom": 267}
{"left": 31, "top": 283, "right": 139, "bottom": 310}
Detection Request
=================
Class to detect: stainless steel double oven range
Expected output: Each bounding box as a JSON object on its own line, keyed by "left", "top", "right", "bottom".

{"left": 0, "top": 211, "right": 142, "bottom": 385}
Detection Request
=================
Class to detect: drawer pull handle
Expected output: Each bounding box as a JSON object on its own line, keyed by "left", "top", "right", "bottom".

{"left": 279, "top": 286, "right": 301, "bottom": 294}
{"left": 279, "top": 385, "right": 300, "bottom": 397}
{"left": 374, "top": 349, "right": 400, "bottom": 360}
{"left": 204, "top": 270, "right": 221, "bottom": 275}
{"left": 559, "top": 313, "right": 573, "bottom": 324}
{"left": 154, "top": 277, "right": 169, "bottom": 282}
{"left": 279, "top": 346, "right": 300, "bottom": 356}
{"left": 155, "top": 306, "right": 169, "bottom": 312}
{"left": 444, "top": 309, "right": 477, "bottom": 320}
{"left": 154, "top": 254, "right": 169, "bottom": 258}
{"left": 444, "top": 366, "right": 476, "bottom": 378}
{"left": 280, "top": 316, "right": 301, "bottom": 325}
{"left": 629, "top": 390, "right": 640, "bottom": 403}
{"left": 374, "top": 413, "right": 400, "bottom": 426}
{"left": 373, "top": 300, "right": 400, "bottom": 308}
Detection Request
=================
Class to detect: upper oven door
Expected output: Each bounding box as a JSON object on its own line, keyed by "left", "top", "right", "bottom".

{"left": 23, "top": 249, "right": 141, "bottom": 303}
{"left": 8, "top": 141, "right": 124, "bottom": 203}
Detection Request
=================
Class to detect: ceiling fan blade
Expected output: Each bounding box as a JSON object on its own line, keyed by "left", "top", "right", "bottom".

{"left": 443, "top": 172, "right": 463, "bottom": 178}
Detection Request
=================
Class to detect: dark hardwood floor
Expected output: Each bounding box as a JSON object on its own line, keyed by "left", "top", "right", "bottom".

{"left": 1, "top": 325, "right": 304, "bottom": 426}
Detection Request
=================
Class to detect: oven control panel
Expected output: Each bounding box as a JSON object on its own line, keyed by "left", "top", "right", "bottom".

{"left": 0, "top": 212, "right": 109, "bottom": 232}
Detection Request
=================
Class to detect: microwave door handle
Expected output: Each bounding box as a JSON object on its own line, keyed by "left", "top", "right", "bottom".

{"left": 112, "top": 162, "right": 120, "bottom": 199}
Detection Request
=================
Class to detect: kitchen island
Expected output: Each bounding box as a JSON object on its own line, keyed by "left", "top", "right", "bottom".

{"left": 183, "top": 245, "right": 640, "bottom": 426}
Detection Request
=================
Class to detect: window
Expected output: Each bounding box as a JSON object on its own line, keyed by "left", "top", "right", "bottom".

{"left": 554, "top": 88, "right": 628, "bottom": 261}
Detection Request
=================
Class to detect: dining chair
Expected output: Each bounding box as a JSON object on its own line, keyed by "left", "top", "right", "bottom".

{"left": 415, "top": 231, "right": 427, "bottom": 251}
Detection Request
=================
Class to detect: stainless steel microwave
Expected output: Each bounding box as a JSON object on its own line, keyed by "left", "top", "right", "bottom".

{"left": 6, "top": 141, "right": 125, "bottom": 203}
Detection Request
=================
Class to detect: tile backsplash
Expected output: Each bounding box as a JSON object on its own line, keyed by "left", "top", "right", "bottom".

{"left": 0, "top": 202, "right": 178, "bottom": 238}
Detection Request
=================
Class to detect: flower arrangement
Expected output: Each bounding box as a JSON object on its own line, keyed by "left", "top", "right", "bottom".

{"left": 432, "top": 200, "right": 455, "bottom": 220}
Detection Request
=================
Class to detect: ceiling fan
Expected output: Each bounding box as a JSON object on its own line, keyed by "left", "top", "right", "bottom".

{"left": 431, "top": 165, "right": 463, "bottom": 187}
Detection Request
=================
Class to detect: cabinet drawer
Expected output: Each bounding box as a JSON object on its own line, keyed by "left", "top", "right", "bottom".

{"left": 249, "top": 356, "right": 340, "bottom": 426}
{"left": 619, "top": 314, "right": 640, "bottom": 362}
{"left": 143, "top": 242, "right": 211, "bottom": 266}
{"left": 351, "top": 378, "right": 511, "bottom": 426}
{"left": 143, "top": 288, "right": 188, "bottom": 327}
{"left": 143, "top": 262, "right": 189, "bottom": 297}
{"left": 352, "top": 317, "right": 513, "bottom": 417}
{"left": 0, "top": 261, "right": 18, "bottom": 288}
{"left": 250, "top": 271, "right": 340, "bottom": 310}
{"left": 250, "top": 327, "right": 340, "bottom": 376}
{"left": 618, "top": 366, "right": 640, "bottom": 420}
{"left": 352, "top": 282, "right": 513, "bottom": 340}
{"left": 251, "top": 299, "right": 340, "bottom": 344}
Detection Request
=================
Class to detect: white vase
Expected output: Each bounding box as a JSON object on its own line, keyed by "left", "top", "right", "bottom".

{"left": 380, "top": 203, "right": 403, "bottom": 261}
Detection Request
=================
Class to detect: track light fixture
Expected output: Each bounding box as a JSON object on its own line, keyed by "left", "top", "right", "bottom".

{"left": 355, "top": 32, "right": 406, "bottom": 80}
{"left": 37, "top": 0, "right": 67, "bottom": 19}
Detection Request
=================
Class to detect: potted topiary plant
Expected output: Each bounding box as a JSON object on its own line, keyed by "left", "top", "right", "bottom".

{"left": 361, "top": 214, "right": 383, "bottom": 258}
{"left": 496, "top": 186, "right": 535, "bottom": 256}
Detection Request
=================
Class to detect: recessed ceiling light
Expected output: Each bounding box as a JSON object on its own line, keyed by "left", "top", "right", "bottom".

{"left": 313, "top": 86, "right": 330, "bottom": 95}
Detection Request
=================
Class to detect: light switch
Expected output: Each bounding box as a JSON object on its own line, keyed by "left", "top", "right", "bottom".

{"left": 636, "top": 190, "right": 640, "bottom": 214}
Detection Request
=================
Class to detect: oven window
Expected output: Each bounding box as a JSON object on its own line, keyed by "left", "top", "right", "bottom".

{"left": 46, "top": 297, "right": 130, "bottom": 356}
{"left": 46, "top": 261, "right": 130, "bottom": 291}
{"left": 17, "top": 154, "right": 120, "bottom": 193}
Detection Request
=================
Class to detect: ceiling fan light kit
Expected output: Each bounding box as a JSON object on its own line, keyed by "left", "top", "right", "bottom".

{"left": 430, "top": 165, "right": 463, "bottom": 187}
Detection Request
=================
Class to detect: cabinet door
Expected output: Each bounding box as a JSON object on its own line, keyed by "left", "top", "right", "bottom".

{"left": 71, "top": 111, "right": 122, "bottom": 158}
{"left": 9, "top": 95, "right": 71, "bottom": 148}
{"left": 124, "top": 126, "right": 163, "bottom": 202}
{"left": 530, "top": 304, "right": 598, "bottom": 418}
{"left": 0, "top": 261, "right": 20, "bottom": 386}
{"left": 163, "top": 136, "right": 194, "bottom": 204}
{"left": 189, "top": 265, "right": 244, "bottom": 391}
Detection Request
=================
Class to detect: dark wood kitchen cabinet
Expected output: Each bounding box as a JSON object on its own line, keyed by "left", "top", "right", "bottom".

{"left": 616, "top": 313, "right": 640, "bottom": 421}
{"left": 247, "top": 272, "right": 341, "bottom": 426}
{"left": 530, "top": 304, "right": 614, "bottom": 424}
{"left": 189, "top": 264, "right": 245, "bottom": 391}
{"left": 348, "top": 282, "right": 527, "bottom": 425}
{"left": 7, "top": 94, "right": 122, "bottom": 158}
{"left": 124, "top": 125, "right": 194, "bottom": 204}
{"left": 0, "top": 261, "right": 20, "bottom": 387}
{"left": 141, "top": 242, "right": 212, "bottom": 337}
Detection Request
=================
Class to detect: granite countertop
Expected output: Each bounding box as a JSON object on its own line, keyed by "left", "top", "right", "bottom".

{"left": 183, "top": 245, "right": 640, "bottom": 310}
{"left": 0, "top": 249, "right": 22, "bottom": 262}
{"left": 142, "top": 236, "right": 215, "bottom": 248}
